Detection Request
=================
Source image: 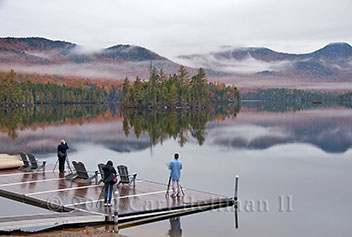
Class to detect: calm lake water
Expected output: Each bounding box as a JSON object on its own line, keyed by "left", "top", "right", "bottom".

{"left": 0, "top": 103, "right": 351, "bottom": 236}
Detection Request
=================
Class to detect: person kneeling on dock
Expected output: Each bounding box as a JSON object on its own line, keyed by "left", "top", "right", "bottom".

{"left": 102, "top": 160, "right": 117, "bottom": 207}
{"left": 168, "top": 153, "right": 182, "bottom": 197}
{"left": 57, "top": 140, "right": 69, "bottom": 173}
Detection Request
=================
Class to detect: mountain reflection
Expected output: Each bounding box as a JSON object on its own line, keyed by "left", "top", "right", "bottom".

{"left": 0, "top": 104, "right": 240, "bottom": 154}
{"left": 121, "top": 105, "right": 241, "bottom": 147}
{"left": 0, "top": 105, "right": 111, "bottom": 140}
{"left": 1, "top": 102, "right": 352, "bottom": 154}
{"left": 207, "top": 107, "right": 352, "bottom": 153}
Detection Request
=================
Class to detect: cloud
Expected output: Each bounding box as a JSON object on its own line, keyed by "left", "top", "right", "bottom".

{"left": 0, "top": 0, "right": 351, "bottom": 59}
{"left": 177, "top": 53, "right": 292, "bottom": 74}
{"left": 107, "top": 45, "right": 137, "bottom": 54}
{"left": 69, "top": 46, "right": 102, "bottom": 55}
{"left": 0, "top": 59, "right": 173, "bottom": 80}
{"left": 24, "top": 51, "right": 54, "bottom": 59}
{"left": 206, "top": 124, "right": 289, "bottom": 145}
{"left": 0, "top": 63, "right": 122, "bottom": 79}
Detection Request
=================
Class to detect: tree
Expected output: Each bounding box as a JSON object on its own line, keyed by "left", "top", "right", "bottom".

{"left": 120, "top": 66, "right": 241, "bottom": 108}
{"left": 122, "top": 77, "right": 130, "bottom": 106}
{"left": 132, "top": 76, "right": 144, "bottom": 106}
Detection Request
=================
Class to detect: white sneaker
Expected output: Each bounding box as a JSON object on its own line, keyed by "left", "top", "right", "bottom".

{"left": 104, "top": 203, "right": 108, "bottom": 207}
{"left": 108, "top": 203, "right": 112, "bottom": 207}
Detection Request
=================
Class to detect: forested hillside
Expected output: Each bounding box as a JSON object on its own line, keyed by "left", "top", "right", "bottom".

{"left": 0, "top": 67, "right": 240, "bottom": 108}
{"left": 0, "top": 70, "right": 121, "bottom": 105}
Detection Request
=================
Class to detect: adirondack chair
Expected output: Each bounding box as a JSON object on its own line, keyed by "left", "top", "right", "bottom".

{"left": 117, "top": 165, "right": 137, "bottom": 187}
{"left": 97, "top": 163, "right": 105, "bottom": 184}
{"left": 70, "top": 161, "right": 98, "bottom": 184}
{"left": 19, "top": 152, "right": 31, "bottom": 171}
{"left": 26, "top": 153, "right": 46, "bottom": 171}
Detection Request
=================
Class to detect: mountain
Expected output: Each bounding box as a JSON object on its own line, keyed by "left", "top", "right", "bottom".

{"left": 196, "top": 42, "right": 352, "bottom": 62}
{"left": 0, "top": 37, "right": 201, "bottom": 80}
{"left": 1, "top": 37, "right": 352, "bottom": 88}
{"left": 0, "top": 37, "right": 165, "bottom": 64}
{"left": 311, "top": 42, "right": 352, "bottom": 60}
{"left": 0, "top": 37, "right": 76, "bottom": 52}
{"left": 178, "top": 42, "right": 352, "bottom": 85}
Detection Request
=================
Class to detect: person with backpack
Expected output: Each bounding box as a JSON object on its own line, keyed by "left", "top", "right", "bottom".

{"left": 102, "top": 160, "right": 117, "bottom": 207}
{"left": 57, "top": 140, "right": 69, "bottom": 173}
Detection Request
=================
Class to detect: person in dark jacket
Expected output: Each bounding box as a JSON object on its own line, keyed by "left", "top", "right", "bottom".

{"left": 57, "top": 140, "right": 69, "bottom": 173}
{"left": 102, "top": 160, "right": 117, "bottom": 207}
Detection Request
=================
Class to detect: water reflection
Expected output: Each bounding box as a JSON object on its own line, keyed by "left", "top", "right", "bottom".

{"left": 0, "top": 104, "right": 240, "bottom": 153}
{"left": 207, "top": 107, "right": 352, "bottom": 153}
{"left": 1, "top": 102, "right": 351, "bottom": 236}
{"left": 168, "top": 217, "right": 182, "bottom": 237}
{"left": 122, "top": 109, "right": 209, "bottom": 147}
{"left": 121, "top": 105, "right": 241, "bottom": 147}
{"left": 241, "top": 100, "right": 337, "bottom": 112}
{"left": 234, "top": 206, "right": 239, "bottom": 230}
{"left": 1, "top": 102, "right": 352, "bottom": 154}
{"left": 0, "top": 104, "right": 111, "bottom": 140}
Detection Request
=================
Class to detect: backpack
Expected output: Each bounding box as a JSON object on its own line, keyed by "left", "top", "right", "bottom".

{"left": 58, "top": 151, "right": 65, "bottom": 158}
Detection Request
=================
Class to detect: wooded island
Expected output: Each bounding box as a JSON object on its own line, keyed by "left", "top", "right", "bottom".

{"left": 121, "top": 66, "right": 241, "bottom": 109}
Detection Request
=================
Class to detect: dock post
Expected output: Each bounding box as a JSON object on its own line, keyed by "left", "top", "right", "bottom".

{"left": 234, "top": 204, "right": 239, "bottom": 229}
{"left": 43, "top": 161, "right": 46, "bottom": 171}
{"left": 234, "top": 175, "right": 239, "bottom": 207}
{"left": 113, "top": 188, "right": 119, "bottom": 226}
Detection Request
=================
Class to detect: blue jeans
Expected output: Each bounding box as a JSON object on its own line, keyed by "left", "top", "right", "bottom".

{"left": 104, "top": 183, "right": 114, "bottom": 204}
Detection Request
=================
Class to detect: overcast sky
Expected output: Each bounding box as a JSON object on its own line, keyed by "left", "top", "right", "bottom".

{"left": 0, "top": 0, "right": 351, "bottom": 60}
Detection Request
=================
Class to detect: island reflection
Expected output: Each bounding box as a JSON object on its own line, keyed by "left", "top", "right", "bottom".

{"left": 121, "top": 105, "right": 240, "bottom": 147}
{"left": 0, "top": 104, "right": 240, "bottom": 153}
{"left": 1, "top": 102, "right": 352, "bottom": 154}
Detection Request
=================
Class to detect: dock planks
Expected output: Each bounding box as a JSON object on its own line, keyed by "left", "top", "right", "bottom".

{"left": 0, "top": 166, "right": 234, "bottom": 231}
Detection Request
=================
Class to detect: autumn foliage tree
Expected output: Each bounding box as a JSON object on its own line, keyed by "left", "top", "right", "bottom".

{"left": 0, "top": 70, "right": 110, "bottom": 105}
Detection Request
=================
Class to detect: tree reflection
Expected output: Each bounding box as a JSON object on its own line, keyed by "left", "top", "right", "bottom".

{"left": 0, "top": 104, "right": 109, "bottom": 140}
{"left": 0, "top": 103, "right": 240, "bottom": 147}
{"left": 122, "top": 104, "right": 240, "bottom": 147}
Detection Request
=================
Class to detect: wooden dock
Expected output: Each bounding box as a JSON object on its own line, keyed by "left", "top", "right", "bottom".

{"left": 0, "top": 166, "right": 234, "bottom": 232}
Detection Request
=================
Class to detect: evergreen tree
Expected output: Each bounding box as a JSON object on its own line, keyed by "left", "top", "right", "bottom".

{"left": 121, "top": 66, "right": 241, "bottom": 108}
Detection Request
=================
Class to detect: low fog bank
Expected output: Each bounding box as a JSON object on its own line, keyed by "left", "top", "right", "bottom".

{"left": 177, "top": 54, "right": 292, "bottom": 74}
{"left": 2, "top": 62, "right": 350, "bottom": 90}
{"left": 0, "top": 60, "right": 177, "bottom": 80}
{"left": 230, "top": 77, "right": 352, "bottom": 90}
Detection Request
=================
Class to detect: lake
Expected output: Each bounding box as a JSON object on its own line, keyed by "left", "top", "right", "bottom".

{"left": 0, "top": 102, "right": 351, "bottom": 236}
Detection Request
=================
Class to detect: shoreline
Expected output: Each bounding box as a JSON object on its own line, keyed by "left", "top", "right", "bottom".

{"left": 7, "top": 226, "right": 126, "bottom": 236}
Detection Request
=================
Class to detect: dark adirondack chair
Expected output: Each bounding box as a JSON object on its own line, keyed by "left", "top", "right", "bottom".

{"left": 117, "top": 165, "right": 137, "bottom": 187}
{"left": 97, "top": 163, "right": 105, "bottom": 184}
{"left": 26, "top": 153, "right": 46, "bottom": 171}
{"left": 19, "top": 152, "right": 31, "bottom": 171}
{"left": 70, "top": 161, "right": 98, "bottom": 184}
